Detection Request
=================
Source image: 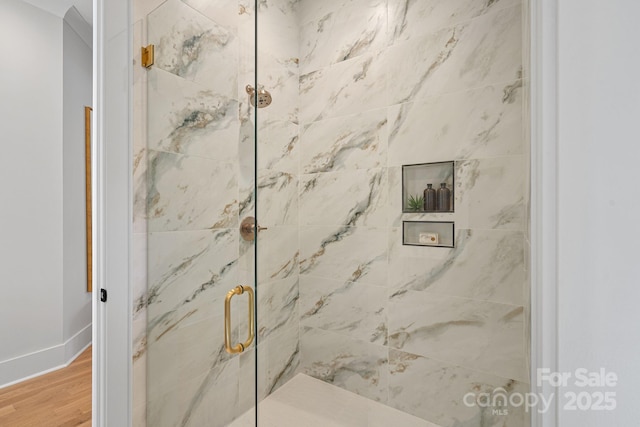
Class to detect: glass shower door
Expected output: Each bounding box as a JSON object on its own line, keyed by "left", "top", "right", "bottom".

{"left": 139, "top": 0, "right": 530, "bottom": 425}
{"left": 143, "top": 0, "right": 258, "bottom": 426}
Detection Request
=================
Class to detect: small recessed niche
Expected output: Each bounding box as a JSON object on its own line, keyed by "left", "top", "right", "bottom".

{"left": 403, "top": 221, "right": 455, "bottom": 248}
{"left": 402, "top": 161, "right": 454, "bottom": 213}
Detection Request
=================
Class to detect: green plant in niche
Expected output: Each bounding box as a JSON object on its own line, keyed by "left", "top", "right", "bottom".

{"left": 407, "top": 194, "right": 424, "bottom": 211}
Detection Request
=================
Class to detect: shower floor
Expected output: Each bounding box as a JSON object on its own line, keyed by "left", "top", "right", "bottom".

{"left": 229, "top": 374, "right": 440, "bottom": 427}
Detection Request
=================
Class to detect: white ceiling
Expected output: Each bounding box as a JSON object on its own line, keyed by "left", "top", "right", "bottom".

{"left": 20, "top": 0, "right": 93, "bottom": 26}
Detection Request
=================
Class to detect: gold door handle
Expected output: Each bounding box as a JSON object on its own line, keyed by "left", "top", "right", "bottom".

{"left": 224, "top": 285, "right": 255, "bottom": 354}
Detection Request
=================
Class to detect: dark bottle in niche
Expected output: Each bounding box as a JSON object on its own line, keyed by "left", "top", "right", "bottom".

{"left": 437, "top": 183, "right": 451, "bottom": 211}
{"left": 423, "top": 184, "right": 436, "bottom": 211}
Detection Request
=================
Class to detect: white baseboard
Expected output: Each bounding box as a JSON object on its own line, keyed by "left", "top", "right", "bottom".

{"left": 0, "top": 323, "right": 92, "bottom": 389}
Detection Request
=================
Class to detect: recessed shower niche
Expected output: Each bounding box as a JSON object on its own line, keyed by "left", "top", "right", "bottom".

{"left": 403, "top": 221, "right": 455, "bottom": 248}
{"left": 402, "top": 161, "right": 454, "bottom": 213}
{"left": 402, "top": 162, "right": 455, "bottom": 248}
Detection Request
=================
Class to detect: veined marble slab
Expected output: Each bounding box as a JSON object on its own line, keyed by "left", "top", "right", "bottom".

{"left": 387, "top": 5, "right": 522, "bottom": 105}
{"left": 259, "top": 2, "right": 300, "bottom": 69}
{"left": 455, "top": 156, "right": 525, "bottom": 230}
{"left": 388, "top": 290, "right": 526, "bottom": 381}
{"left": 256, "top": 225, "right": 299, "bottom": 282}
{"left": 148, "top": 0, "right": 238, "bottom": 97}
{"left": 300, "top": 276, "right": 387, "bottom": 344}
{"left": 251, "top": 324, "right": 300, "bottom": 400}
{"left": 133, "top": 147, "right": 148, "bottom": 234}
{"left": 257, "top": 118, "right": 299, "bottom": 174}
{"left": 299, "top": 0, "right": 387, "bottom": 74}
{"left": 389, "top": 350, "right": 527, "bottom": 427}
{"left": 147, "top": 68, "right": 239, "bottom": 162}
{"left": 300, "top": 108, "right": 388, "bottom": 174}
{"left": 388, "top": 79, "right": 523, "bottom": 166}
{"left": 299, "top": 327, "right": 388, "bottom": 402}
{"left": 299, "top": 226, "right": 387, "bottom": 287}
{"left": 388, "top": 0, "right": 521, "bottom": 45}
{"left": 147, "top": 313, "right": 232, "bottom": 397}
{"left": 147, "top": 150, "right": 238, "bottom": 232}
{"left": 146, "top": 228, "right": 238, "bottom": 338}
{"left": 257, "top": 170, "right": 298, "bottom": 227}
{"left": 388, "top": 228, "right": 526, "bottom": 306}
{"left": 299, "top": 52, "right": 387, "bottom": 123}
{"left": 255, "top": 67, "right": 299, "bottom": 123}
{"left": 299, "top": 169, "right": 388, "bottom": 227}
{"left": 256, "top": 275, "right": 299, "bottom": 341}
{"left": 183, "top": 0, "right": 241, "bottom": 30}
{"left": 148, "top": 356, "right": 241, "bottom": 427}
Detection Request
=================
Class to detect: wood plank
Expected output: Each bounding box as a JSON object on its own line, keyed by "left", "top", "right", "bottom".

{"left": 0, "top": 347, "right": 92, "bottom": 426}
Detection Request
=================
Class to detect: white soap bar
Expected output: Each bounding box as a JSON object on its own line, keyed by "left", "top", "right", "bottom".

{"left": 419, "top": 232, "right": 439, "bottom": 244}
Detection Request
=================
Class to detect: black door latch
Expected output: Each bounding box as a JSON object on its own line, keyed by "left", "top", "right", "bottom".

{"left": 100, "top": 288, "right": 108, "bottom": 302}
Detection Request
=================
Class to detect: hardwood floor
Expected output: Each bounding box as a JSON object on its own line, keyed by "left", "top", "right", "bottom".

{"left": 0, "top": 347, "right": 91, "bottom": 427}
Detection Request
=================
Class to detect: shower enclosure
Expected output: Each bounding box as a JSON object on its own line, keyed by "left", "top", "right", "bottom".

{"left": 133, "top": 0, "right": 530, "bottom": 426}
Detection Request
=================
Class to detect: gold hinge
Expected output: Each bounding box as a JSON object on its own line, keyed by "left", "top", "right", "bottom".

{"left": 141, "top": 45, "right": 154, "bottom": 68}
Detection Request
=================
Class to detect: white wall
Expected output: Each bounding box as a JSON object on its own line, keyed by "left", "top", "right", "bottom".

{"left": 558, "top": 0, "right": 640, "bottom": 424}
{"left": 0, "top": 0, "right": 92, "bottom": 388}
{"left": 0, "top": 0, "right": 64, "bottom": 381}
{"left": 63, "top": 7, "right": 93, "bottom": 360}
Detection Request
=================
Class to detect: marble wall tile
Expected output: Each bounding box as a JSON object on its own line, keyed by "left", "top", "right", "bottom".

{"left": 238, "top": 349, "right": 257, "bottom": 415}
{"left": 257, "top": 118, "right": 299, "bottom": 174}
{"left": 256, "top": 67, "right": 299, "bottom": 123}
{"left": 299, "top": 169, "right": 388, "bottom": 227}
{"left": 257, "top": 325, "right": 301, "bottom": 398}
{"left": 238, "top": 0, "right": 300, "bottom": 74}
{"left": 455, "top": 156, "right": 525, "bottom": 230}
{"left": 239, "top": 325, "right": 300, "bottom": 410}
{"left": 133, "top": 147, "right": 148, "bottom": 234}
{"left": 388, "top": 349, "right": 527, "bottom": 427}
{"left": 299, "top": 52, "right": 387, "bottom": 123}
{"left": 148, "top": 68, "right": 240, "bottom": 162}
{"left": 299, "top": 0, "right": 387, "bottom": 74}
{"left": 148, "top": 0, "right": 238, "bottom": 97}
{"left": 148, "top": 357, "right": 240, "bottom": 427}
{"left": 256, "top": 226, "right": 299, "bottom": 282}
{"left": 257, "top": 170, "right": 298, "bottom": 226}
{"left": 300, "top": 276, "right": 387, "bottom": 345}
{"left": 388, "top": 290, "right": 526, "bottom": 381}
{"left": 387, "top": 5, "right": 522, "bottom": 105}
{"left": 387, "top": 80, "right": 524, "bottom": 166}
{"left": 299, "top": 327, "right": 388, "bottom": 403}
{"left": 147, "top": 313, "right": 233, "bottom": 397}
{"left": 132, "top": 236, "right": 148, "bottom": 427}
{"left": 299, "top": 226, "right": 388, "bottom": 287}
{"left": 147, "top": 150, "right": 238, "bottom": 232}
{"left": 183, "top": 0, "right": 241, "bottom": 29}
{"left": 388, "top": 0, "right": 521, "bottom": 45}
{"left": 256, "top": 275, "right": 299, "bottom": 340}
{"left": 238, "top": 110, "right": 256, "bottom": 220}
{"left": 297, "top": 0, "right": 344, "bottom": 26}
{"left": 256, "top": 0, "right": 300, "bottom": 69}
{"left": 237, "top": 0, "right": 256, "bottom": 74}
{"left": 146, "top": 228, "right": 238, "bottom": 335}
{"left": 300, "top": 108, "right": 388, "bottom": 174}
{"left": 388, "top": 229, "right": 526, "bottom": 306}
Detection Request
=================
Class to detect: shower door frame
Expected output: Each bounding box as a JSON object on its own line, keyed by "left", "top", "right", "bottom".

{"left": 92, "top": 0, "right": 561, "bottom": 426}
